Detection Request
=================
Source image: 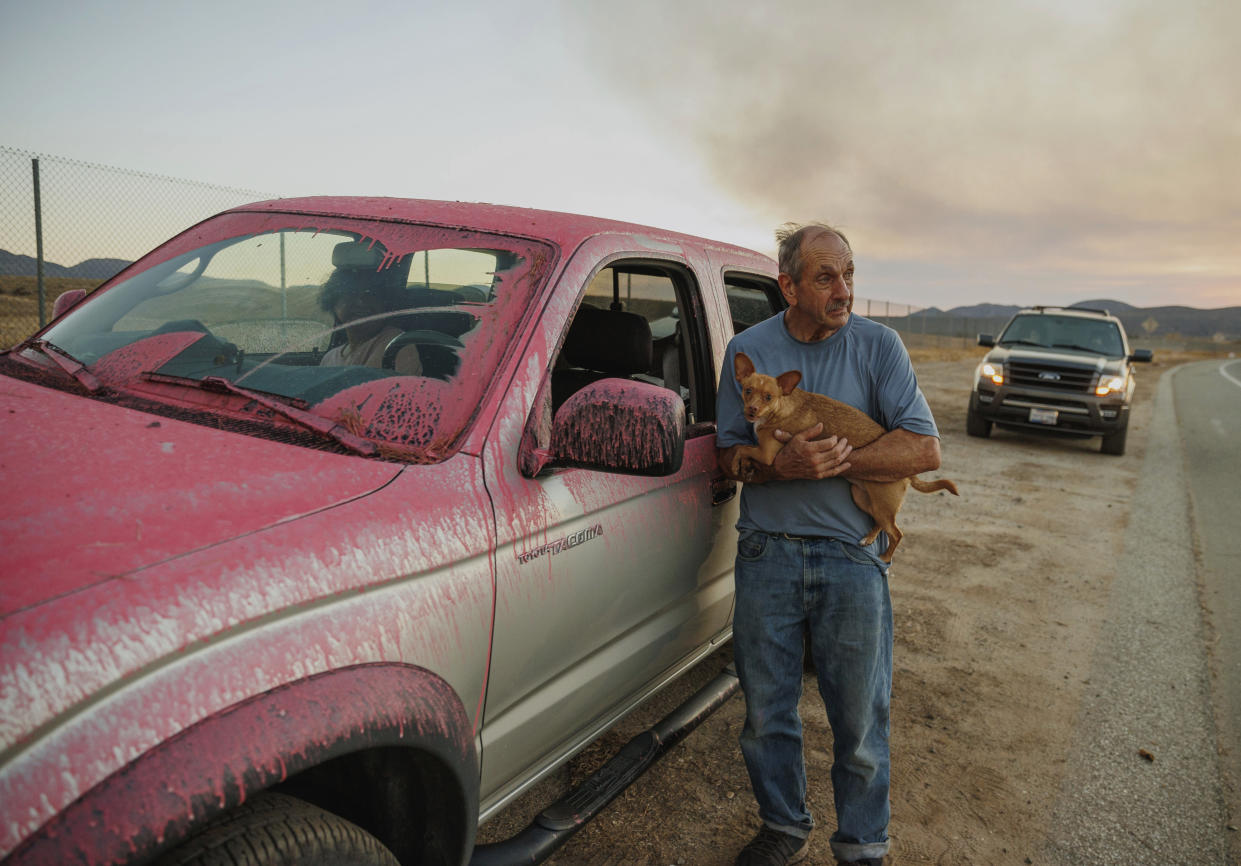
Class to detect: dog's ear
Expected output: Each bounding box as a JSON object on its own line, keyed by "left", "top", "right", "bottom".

{"left": 777, "top": 370, "right": 802, "bottom": 394}
{"left": 734, "top": 352, "right": 755, "bottom": 381}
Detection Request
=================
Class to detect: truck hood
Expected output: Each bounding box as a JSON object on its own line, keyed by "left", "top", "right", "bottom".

{"left": 987, "top": 345, "right": 1122, "bottom": 374}
{"left": 0, "top": 377, "right": 403, "bottom": 617}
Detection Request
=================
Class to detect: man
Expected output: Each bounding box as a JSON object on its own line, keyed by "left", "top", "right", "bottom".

{"left": 716, "top": 223, "right": 942, "bottom": 866}
{"left": 319, "top": 254, "right": 422, "bottom": 376}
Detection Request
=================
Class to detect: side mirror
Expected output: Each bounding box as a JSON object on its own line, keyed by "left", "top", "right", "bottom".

{"left": 548, "top": 379, "right": 685, "bottom": 476}
{"left": 52, "top": 289, "right": 87, "bottom": 319}
{"left": 977, "top": 334, "right": 996, "bottom": 348}
{"left": 1130, "top": 348, "right": 1153, "bottom": 363}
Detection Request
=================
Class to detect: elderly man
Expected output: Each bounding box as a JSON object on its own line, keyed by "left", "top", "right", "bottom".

{"left": 716, "top": 223, "right": 942, "bottom": 866}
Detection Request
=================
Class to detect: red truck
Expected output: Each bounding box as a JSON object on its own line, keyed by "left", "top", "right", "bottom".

{"left": 0, "top": 198, "right": 785, "bottom": 865}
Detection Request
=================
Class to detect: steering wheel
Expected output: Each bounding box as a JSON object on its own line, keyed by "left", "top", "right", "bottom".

{"left": 383, "top": 330, "right": 462, "bottom": 379}
{"left": 381, "top": 332, "right": 426, "bottom": 374}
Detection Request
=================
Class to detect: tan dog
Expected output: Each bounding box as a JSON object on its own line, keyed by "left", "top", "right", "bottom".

{"left": 731, "top": 352, "right": 958, "bottom": 562}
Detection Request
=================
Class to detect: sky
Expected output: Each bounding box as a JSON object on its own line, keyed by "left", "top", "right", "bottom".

{"left": 2, "top": 0, "right": 1238, "bottom": 311}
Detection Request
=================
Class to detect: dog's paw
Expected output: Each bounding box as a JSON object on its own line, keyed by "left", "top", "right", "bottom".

{"left": 730, "top": 452, "right": 745, "bottom": 478}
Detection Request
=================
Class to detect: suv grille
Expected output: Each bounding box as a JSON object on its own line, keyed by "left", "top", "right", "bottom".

{"left": 1007, "top": 360, "right": 1095, "bottom": 393}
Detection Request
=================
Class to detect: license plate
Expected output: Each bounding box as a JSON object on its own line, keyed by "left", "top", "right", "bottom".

{"left": 1029, "top": 407, "right": 1059, "bottom": 425}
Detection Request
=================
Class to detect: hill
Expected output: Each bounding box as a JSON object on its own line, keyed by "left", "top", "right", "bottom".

{"left": 0, "top": 250, "right": 131, "bottom": 282}
{"left": 2, "top": 251, "right": 1237, "bottom": 338}
{"left": 911, "top": 298, "right": 1241, "bottom": 340}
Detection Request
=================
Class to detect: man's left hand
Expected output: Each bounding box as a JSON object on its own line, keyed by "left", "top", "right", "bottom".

{"left": 771, "top": 424, "right": 853, "bottom": 480}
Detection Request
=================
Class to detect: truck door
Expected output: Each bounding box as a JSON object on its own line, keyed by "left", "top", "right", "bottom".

{"left": 477, "top": 254, "right": 739, "bottom": 810}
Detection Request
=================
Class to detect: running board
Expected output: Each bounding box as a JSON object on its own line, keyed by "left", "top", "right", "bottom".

{"left": 469, "top": 663, "right": 740, "bottom": 866}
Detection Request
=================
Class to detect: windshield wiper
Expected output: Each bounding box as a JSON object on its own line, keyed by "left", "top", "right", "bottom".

{"left": 1000, "top": 339, "right": 1046, "bottom": 348}
{"left": 27, "top": 340, "right": 103, "bottom": 392}
{"left": 197, "top": 375, "right": 378, "bottom": 457}
{"left": 1052, "top": 343, "right": 1109, "bottom": 354}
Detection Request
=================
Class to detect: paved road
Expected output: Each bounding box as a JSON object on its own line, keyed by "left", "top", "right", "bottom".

{"left": 1176, "top": 357, "right": 1241, "bottom": 863}
{"left": 1044, "top": 361, "right": 1235, "bottom": 864}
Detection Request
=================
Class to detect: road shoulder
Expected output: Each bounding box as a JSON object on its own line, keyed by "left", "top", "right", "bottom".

{"left": 1044, "top": 367, "right": 1230, "bottom": 863}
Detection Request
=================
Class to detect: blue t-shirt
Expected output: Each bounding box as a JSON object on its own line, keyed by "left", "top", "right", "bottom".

{"left": 716, "top": 311, "right": 939, "bottom": 553}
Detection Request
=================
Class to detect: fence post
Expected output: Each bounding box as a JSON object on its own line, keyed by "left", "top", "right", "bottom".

{"left": 32, "top": 158, "right": 45, "bottom": 327}
{"left": 279, "top": 231, "right": 287, "bottom": 318}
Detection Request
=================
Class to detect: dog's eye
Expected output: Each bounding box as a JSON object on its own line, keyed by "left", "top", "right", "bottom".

{"left": 764, "top": 394, "right": 772, "bottom": 401}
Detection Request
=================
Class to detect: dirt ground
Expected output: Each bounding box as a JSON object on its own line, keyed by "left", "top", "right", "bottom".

{"left": 479, "top": 349, "right": 1198, "bottom": 865}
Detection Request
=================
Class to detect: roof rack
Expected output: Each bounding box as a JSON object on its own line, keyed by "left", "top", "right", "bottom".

{"left": 1026, "top": 305, "right": 1111, "bottom": 317}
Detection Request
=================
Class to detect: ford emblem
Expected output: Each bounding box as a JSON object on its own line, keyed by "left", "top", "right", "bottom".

{"left": 1038, "top": 371, "right": 1061, "bottom": 381}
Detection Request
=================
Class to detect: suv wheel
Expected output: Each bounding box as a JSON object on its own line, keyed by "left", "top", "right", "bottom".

{"left": 153, "top": 792, "right": 399, "bottom": 866}
{"left": 1100, "top": 419, "right": 1128, "bottom": 456}
{"left": 966, "top": 406, "right": 992, "bottom": 438}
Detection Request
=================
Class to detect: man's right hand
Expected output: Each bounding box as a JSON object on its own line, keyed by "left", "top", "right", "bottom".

{"left": 771, "top": 423, "right": 853, "bottom": 480}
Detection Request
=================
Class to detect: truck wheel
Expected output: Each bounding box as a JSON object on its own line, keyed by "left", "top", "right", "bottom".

{"left": 1101, "top": 420, "right": 1128, "bottom": 455}
{"left": 966, "top": 406, "right": 992, "bottom": 438}
{"left": 153, "top": 792, "right": 399, "bottom": 866}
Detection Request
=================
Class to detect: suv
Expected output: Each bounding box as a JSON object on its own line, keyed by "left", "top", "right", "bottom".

{"left": 0, "top": 198, "right": 787, "bottom": 865}
{"left": 966, "top": 306, "right": 1152, "bottom": 455}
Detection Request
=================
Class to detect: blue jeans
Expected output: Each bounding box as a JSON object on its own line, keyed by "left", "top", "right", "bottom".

{"left": 733, "top": 530, "right": 892, "bottom": 863}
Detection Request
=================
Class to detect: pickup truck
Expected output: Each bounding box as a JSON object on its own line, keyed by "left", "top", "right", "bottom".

{"left": 0, "top": 198, "right": 785, "bottom": 865}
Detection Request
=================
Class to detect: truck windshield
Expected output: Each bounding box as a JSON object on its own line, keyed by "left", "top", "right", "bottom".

{"left": 34, "top": 211, "right": 555, "bottom": 459}
{"left": 998, "top": 314, "right": 1125, "bottom": 357}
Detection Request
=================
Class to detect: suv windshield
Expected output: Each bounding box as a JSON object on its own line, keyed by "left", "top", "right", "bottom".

{"left": 998, "top": 313, "right": 1125, "bottom": 357}
{"left": 30, "top": 211, "right": 554, "bottom": 459}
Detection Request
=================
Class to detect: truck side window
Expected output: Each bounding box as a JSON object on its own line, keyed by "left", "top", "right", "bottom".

{"left": 554, "top": 262, "right": 714, "bottom": 427}
{"left": 724, "top": 273, "right": 784, "bottom": 333}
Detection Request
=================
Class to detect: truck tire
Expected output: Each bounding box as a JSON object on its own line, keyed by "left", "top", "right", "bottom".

{"left": 1101, "top": 420, "right": 1128, "bottom": 455}
{"left": 153, "top": 792, "right": 400, "bottom": 866}
{"left": 966, "top": 406, "right": 992, "bottom": 438}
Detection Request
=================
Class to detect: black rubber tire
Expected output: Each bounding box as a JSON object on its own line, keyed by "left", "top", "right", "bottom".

{"left": 152, "top": 792, "right": 400, "bottom": 866}
{"left": 966, "top": 406, "right": 992, "bottom": 438}
{"left": 1101, "top": 420, "right": 1128, "bottom": 455}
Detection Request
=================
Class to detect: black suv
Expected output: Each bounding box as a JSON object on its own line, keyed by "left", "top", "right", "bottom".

{"left": 967, "top": 306, "right": 1153, "bottom": 455}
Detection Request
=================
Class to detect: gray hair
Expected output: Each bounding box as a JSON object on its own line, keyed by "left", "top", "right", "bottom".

{"left": 775, "top": 222, "right": 851, "bottom": 281}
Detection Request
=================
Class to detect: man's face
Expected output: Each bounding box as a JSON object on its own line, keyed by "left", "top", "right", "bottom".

{"left": 333, "top": 286, "right": 382, "bottom": 325}
{"left": 333, "top": 283, "right": 387, "bottom": 342}
{"left": 779, "top": 230, "right": 854, "bottom": 339}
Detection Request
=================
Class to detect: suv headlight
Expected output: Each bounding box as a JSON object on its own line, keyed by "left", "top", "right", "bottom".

{"left": 1095, "top": 373, "right": 1126, "bottom": 396}
{"left": 981, "top": 361, "right": 1003, "bottom": 386}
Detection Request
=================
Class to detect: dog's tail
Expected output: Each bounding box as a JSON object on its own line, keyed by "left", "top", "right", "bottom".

{"left": 911, "top": 476, "right": 959, "bottom": 496}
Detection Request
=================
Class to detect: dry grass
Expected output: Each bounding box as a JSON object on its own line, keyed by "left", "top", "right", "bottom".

{"left": 0, "top": 275, "right": 101, "bottom": 299}
{"left": 1144, "top": 348, "right": 1238, "bottom": 366}
{"left": 907, "top": 345, "right": 990, "bottom": 363}
{"left": 0, "top": 277, "right": 102, "bottom": 347}
{"left": 905, "top": 343, "right": 1237, "bottom": 366}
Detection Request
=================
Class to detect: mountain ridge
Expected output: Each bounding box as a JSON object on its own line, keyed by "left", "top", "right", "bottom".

{"left": 2, "top": 249, "right": 1238, "bottom": 337}
{"left": 910, "top": 299, "right": 1241, "bottom": 339}
{"left": 0, "top": 249, "right": 131, "bottom": 281}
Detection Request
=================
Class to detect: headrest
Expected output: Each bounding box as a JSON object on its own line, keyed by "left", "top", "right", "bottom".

{"left": 563, "top": 304, "right": 653, "bottom": 375}
{"left": 328, "top": 240, "right": 410, "bottom": 294}
{"left": 332, "top": 240, "right": 388, "bottom": 270}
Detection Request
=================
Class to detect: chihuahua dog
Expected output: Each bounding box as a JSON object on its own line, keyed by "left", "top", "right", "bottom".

{"left": 731, "top": 351, "right": 957, "bottom": 562}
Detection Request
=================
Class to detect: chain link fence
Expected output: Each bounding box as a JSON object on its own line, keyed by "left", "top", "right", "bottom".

{"left": 1, "top": 146, "right": 274, "bottom": 347}
{"left": 0, "top": 148, "right": 1000, "bottom": 355}
{"left": 3, "top": 147, "right": 1227, "bottom": 356}
{"left": 859, "top": 296, "right": 1020, "bottom": 355}
{"left": 0, "top": 150, "right": 996, "bottom": 354}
